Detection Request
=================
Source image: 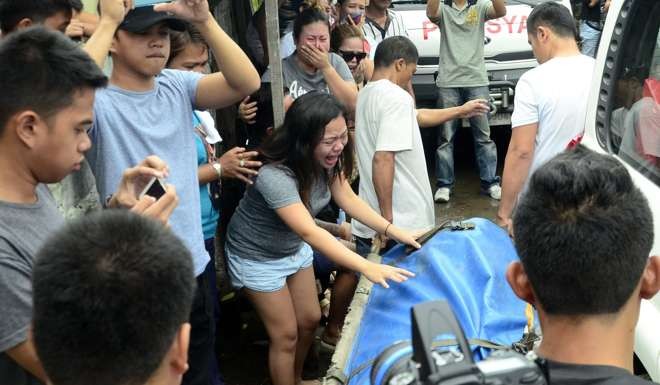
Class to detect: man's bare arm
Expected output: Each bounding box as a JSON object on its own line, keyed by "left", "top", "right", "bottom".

{"left": 497, "top": 123, "right": 537, "bottom": 225}
{"left": 192, "top": 17, "right": 261, "bottom": 110}
{"left": 6, "top": 337, "right": 48, "bottom": 383}
{"left": 416, "top": 99, "right": 489, "bottom": 128}
{"left": 427, "top": 0, "right": 442, "bottom": 23}
{"left": 488, "top": 0, "right": 507, "bottom": 19}
{"left": 153, "top": 1, "right": 260, "bottom": 110}
{"left": 372, "top": 151, "right": 395, "bottom": 222}
{"left": 83, "top": 0, "right": 131, "bottom": 68}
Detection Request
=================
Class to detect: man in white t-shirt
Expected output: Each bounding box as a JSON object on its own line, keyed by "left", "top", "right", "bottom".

{"left": 497, "top": 2, "right": 595, "bottom": 233}
{"left": 353, "top": 36, "right": 489, "bottom": 253}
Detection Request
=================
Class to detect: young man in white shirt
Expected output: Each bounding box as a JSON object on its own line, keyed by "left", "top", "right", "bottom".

{"left": 352, "top": 36, "right": 489, "bottom": 253}
{"left": 497, "top": 2, "right": 595, "bottom": 233}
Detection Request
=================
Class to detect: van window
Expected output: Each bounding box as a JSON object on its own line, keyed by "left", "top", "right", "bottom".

{"left": 599, "top": 0, "right": 659, "bottom": 185}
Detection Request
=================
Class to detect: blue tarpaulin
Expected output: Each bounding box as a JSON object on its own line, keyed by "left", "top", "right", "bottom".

{"left": 342, "top": 218, "right": 529, "bottom": 385}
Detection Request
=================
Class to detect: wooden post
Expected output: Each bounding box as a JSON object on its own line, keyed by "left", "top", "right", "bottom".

{"left": 265, "top": 0, "right": 285, "bottom": 128}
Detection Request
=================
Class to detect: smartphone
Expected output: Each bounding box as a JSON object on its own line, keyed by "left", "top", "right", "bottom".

{"left": 134, "top": 0, "right": 171, "bottom": 7}
{"left": 139, "top": 177, "right": 167, "bottom": 200}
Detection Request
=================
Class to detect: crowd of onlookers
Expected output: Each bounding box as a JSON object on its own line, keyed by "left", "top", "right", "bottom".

{"left": 0, "top": 1, "right": 658, "bottom": 385}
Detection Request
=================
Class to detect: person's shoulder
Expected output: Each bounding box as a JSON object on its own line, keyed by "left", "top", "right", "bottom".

{"left": 255, "top": 164, "right": 297, "bottom": 191}
{"left": 518, "top": 61, "right": 547, "bottom": 83}
{"left": 258, "top": 164, "right": 295, "bottom": 181}
{"left": 388, "top": 8, "right": 404, "bottom": 19}
{"left": 547, "top": 360, "right": 653, "bottom": 385}
{"left": 362, "top": 80, "right": 388, "bottom": 95}
{"left": 364, "top": 81, "right": 412, "bottom": 108}
{"left": 158, "top": 68, "right": 202, "bottom": 85}
{"left": 329, "top": 52, "right": 346, "bottom": 66}
{"left": 280, "top": 54, "right": 299, "bottom": 72}
{"left": 578, "top": 54, "right": 597, "bottom": 68}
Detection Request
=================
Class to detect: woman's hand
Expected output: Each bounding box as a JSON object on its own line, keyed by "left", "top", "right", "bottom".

{"left": 362, "top": 261, "right": 415, "bottom": 289}
{"left": 298, "top": 45, "right": 331, "bottom": 70}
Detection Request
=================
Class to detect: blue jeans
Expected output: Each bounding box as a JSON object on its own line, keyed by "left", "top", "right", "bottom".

{"left": 580, "top": 20, "right": 601, "bottom": 58}
{"left": 435, "top": 86, "right": 500, "bottom": 190}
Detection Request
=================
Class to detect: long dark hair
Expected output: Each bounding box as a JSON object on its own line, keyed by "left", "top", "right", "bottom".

{"left": 259, "top": 92, "right": 354, "bottom": 207}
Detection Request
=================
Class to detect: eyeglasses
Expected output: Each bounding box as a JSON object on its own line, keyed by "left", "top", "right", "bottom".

{"left": 339, "top": 50, "right": 367, "bottom": 63}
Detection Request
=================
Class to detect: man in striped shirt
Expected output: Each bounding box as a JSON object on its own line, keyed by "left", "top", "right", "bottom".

{"left": 362, "top": 0, "right": 416, "bottom": 97}
{"left": 362, "top": 0, "right": 408, "bottom": 46}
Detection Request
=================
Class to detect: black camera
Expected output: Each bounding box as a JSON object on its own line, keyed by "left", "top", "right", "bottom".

{"left": 370, "top": 301, "right": 548, "bottom": 385}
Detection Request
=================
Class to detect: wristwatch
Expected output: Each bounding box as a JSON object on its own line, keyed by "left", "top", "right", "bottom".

{"left": 212, "top": 162, "right": 222, "bottom": 179}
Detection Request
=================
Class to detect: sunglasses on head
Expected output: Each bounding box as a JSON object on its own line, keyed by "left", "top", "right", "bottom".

{"left": 339, "top": 50, "right": 367, "bottom": 63}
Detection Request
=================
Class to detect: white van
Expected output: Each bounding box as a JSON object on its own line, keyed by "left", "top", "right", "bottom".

{"left": 582, "top": 0, "right": 660, "bottom": 379}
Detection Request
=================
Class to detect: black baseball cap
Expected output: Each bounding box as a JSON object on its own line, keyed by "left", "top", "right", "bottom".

{"left": 118, "top": 6, "right": 186, "bottom": 33}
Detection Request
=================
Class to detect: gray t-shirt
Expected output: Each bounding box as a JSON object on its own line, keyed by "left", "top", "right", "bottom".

{"left": 226, "top": 164, "right": 331, "bottom": 261}
{"left": 87, "top": 69, "right": 210, "bottom": 277}
{"left": 262, "top": 52, "right": 354, "bottom": 100}
{"left": 434, "top": 0, "right": 493, "bottom": 87}
{"left": 0, "top": 185, "right": 64, "bottom": 385}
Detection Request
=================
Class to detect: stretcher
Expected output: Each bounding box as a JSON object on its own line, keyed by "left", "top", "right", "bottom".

{"left": 324, "top": 218, "right": 530, "bottom": 385}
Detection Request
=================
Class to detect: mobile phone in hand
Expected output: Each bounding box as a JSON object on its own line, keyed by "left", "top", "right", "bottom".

{"left": 134, "top": 0, "right": 171, "bottom": 7}
{"left": 139, "top": 177, "right": 167, "bottom": 200}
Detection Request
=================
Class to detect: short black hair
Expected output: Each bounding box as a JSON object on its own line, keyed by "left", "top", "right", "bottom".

{"left": 32, "top": 210, "right": 196, "bottom": 385}
{"left": 373, "top": 36, "right": 418, "bottom": 69}
{"left": 0, "top": 0, "right": 77, "bottom": 33}
{"left": 526, "top": 1, "right": 578, "bottom": 40}
{"left": 513, "top": 145, "right": 654, "bottom": 316}
{"left": 0, "top": 27, "right": 106, "bottom": 135}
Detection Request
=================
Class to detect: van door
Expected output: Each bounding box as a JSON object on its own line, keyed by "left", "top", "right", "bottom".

{"left": 582, "top": 0, "right": 660, "bottom": 380}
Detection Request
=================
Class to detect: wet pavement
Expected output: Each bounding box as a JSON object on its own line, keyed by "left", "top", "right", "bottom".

{"left": 218, "top": 125, "right": 511, "bottom": 385}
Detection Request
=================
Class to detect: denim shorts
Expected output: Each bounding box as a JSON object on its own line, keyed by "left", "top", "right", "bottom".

{"left": 225, "top": 243, "right": 314, "bottom": 292}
